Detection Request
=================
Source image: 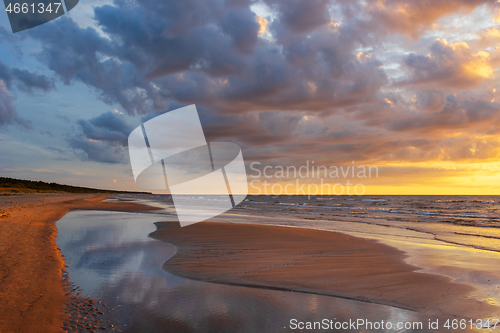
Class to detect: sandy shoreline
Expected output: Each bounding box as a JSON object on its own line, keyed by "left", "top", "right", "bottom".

{"left": 2, "top": 194, "right": 499, "bottom": 332}
{"left": 151, "top": 221, "right": 500, "bottom": 320}
{"left": 0, "top": 194, "right": 158, "bottom": 333}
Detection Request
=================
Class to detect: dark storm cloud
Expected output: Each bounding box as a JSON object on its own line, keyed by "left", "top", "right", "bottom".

{"left": 69, "top": 111, "right": 134, "bottom": 163}
{"left": 77, "top": 111, "right": 134, "bottom": 145}
{"left": 220, "top": 8, "right": 260, "bottom": 54}
{"left": 18, "top": 0, "right": 499, "bottom": 168}
{"left": 388, "top": 96, "right": 500, "bottom": 132}
{"left": 26, "top": 0, "right": 389, "bottom": 115}
{"left": 0, "top": 58, "right": 53, "bottom": 128}
{"left": 24, "top": 0, "right": 494, "bottom": 121}
{"left": 202, "top": 110, "right": 302, "bottom": 146}
{"left": 398, "top": 39, "right": 494, "bottom": 88}
{"left": 0, "top": 59, "right": 55, "bottom": 92}
{"left": 265, "top": 0, "right": 331, "bottom": 34}
{"left": 11, "top": 68, "right": 55, "bottom": 93}
{"left": 0, "top": 59, "right": 44, "bottom": 129}
{"left": 139, "top": 101, "right": 187, "bottom": 123}
{"left": 68, "top": 137, "right": 127, "bottom": 164}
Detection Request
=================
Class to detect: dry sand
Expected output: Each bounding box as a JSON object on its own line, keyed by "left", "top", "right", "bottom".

{"left": 0, "top": 194, "right": 158, "bottom": 333}
{"left": 151, "top": 221, "right": 500, "bottom": 320}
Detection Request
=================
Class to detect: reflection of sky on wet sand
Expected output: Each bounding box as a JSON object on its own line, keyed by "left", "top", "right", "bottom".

{"left": 57, "top": 210, "right": 451, "bottom": 333}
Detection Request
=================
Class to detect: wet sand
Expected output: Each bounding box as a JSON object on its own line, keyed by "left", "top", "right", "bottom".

{"left": 0, "top": 194, "right": 158, "bottom": 333}
{"left": 151, "top": 221, "right": 500, "bottom": 320}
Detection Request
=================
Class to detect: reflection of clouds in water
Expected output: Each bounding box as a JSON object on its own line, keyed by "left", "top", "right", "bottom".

{"left": 97, "top": 272, "right": 419, "bottom": 333}
{"left": 57, "top": 211, "right": 168, "bottom": 293}
{"left": 57, "top": 210, "right": 439, "bottom": 333}
{"left": 75, "top": 241, "right": 170, "bottom": 273}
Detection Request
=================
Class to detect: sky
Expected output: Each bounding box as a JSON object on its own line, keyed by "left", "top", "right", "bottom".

{"left": 1, "top": 0, "right": 500, "bottom": 195}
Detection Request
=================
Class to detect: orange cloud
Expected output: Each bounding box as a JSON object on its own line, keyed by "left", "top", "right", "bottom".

{"left": 463, "top": 51, "right": 493, "bottom": 79}
{"left": 366, "top": 0, "right": 494, "bottom": 37}
{"left": 398, "top": 39, "right": 495, "bottom": 88}
{"left": 484, "top": 27, "right": 500, "bottom": 38}
{"left": 256, "top": 16, "right": 268, "bottom": 35}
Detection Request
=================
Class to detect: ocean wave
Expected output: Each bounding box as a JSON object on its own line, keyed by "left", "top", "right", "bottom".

{"left": 454, "top": 232, "right": 500, "bottom": 240}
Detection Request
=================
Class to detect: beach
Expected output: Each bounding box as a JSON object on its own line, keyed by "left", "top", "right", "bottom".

{"left": 0, "top": 194, "right": 158, "bottom": 333}
{"left": 1, "top": 194, "right": 500, "bottom": 332}
{"left": 151, "top": 221, "right": 499, "bottom": 320}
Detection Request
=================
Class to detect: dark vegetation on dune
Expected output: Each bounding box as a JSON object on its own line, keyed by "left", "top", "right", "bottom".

{"left": 0, "top": 177, "right": 150, "bottom": 194}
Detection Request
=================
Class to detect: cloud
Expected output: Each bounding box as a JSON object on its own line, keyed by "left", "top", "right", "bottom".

{"left": 69, "top": 110, "right": 134, "bottom": 163}
{"left": 68, "top": 137, "right": 128, "bottom": 164}
{"left": 0, "top": 81, "right": 18, "bottom": 126}
{"left": 220, "top": 8, "right": 260, "bottom": 54}
{"left": 265, "top": 0, "right": 331, "bottom": 34}
{"left": 26, "top": 0, "right": 390, "bottom": 115}
{"left": 139, "top": 101, "right": 187, "bottom": 123}
{"left": 0, "top": 59, "right": 55, "bottom": 93}
{"left": 0, "top": 61, "right": 14, "bottom": 87}
{"left": 361, "top": 0, "right": 495, "bottom": 37}
{"left": 11, "top": 68, "right": 55, "bottom": 93}
{"left": 14, "top": 0, "right": 500, "bottom": 171}
{"left": 0, "top": 58, "right": 53, "bottom": 128}
{"left": 415, "top": 90, "right": 446, "bottom": 112}
{"left": 0, "top": 80, "right": 33, "bottom": 129}
{"left": 398, "top": 39, "right": 495, "bottom": 88}
{"left": 24, "top": 0, "right": 494, "bottom": 120}
{"left": 387, "top": 95, "right": 500, "bottom": 132}
{"left": 77, "top": 110, "right": 134, "bottom": 145}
